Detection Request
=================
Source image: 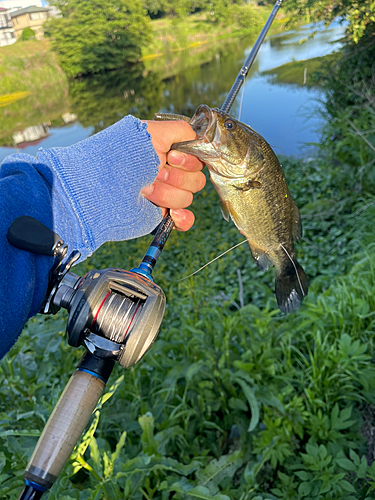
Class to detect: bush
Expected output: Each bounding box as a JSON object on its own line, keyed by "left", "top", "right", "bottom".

{"left": 21, "top": 27, "right": 35, "bottom": 41}
{"left": 44, "top": 0, "right": 151, "bottom": 77}
{"left": 314, "top": 25, "right": 375, "bottom": 191}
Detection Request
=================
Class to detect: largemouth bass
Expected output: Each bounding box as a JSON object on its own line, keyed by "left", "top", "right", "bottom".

{"left": 155, "top": 105, "right": 308, "bottom": 313}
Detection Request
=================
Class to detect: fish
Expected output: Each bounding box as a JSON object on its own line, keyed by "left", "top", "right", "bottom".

{"left": 154, "top": 104, "right": 308, "bottom": 313}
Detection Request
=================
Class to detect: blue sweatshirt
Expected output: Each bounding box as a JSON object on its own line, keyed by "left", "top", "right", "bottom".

{"left": 0, "top": 116, "right": 162, "bottom": 358}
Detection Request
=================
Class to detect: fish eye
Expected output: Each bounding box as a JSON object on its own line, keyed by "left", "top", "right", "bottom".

{"left": 224, "top": 119, "right": 236, "bottom": 130}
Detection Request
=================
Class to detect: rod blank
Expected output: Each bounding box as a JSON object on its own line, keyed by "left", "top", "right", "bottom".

{"left": 221, "top": 0, "right": 283, "bottom": 113}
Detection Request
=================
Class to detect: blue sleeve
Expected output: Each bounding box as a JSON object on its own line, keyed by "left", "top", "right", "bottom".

{"left": 0, "top": 116, "right": 162, "bottom": 359}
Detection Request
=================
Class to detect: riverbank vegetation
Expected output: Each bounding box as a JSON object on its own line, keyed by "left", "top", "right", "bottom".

{"left": 0, "top": 39, "right": 68, "bottom": 144}
{"left": 1, "top": 1, "right": 375, "bottom": 499}
{"left": 315, "top": 26, "right": 375, "bottom": 192}
{"left": 45, "top": 0, "right": 271, "bottom": 78}
{"left": 141, "top": 5, "right": 271, "bottom": 59}
{"left": 287, "top": 0, "right": 374, "bottom": 43}
{"left": 261, "top": 53, "right": 339, "bottom": 88}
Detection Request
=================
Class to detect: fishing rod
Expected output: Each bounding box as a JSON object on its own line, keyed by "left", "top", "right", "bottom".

{"left": 14, "top": 1, "right": 283, "bottom": 497}
{"left": 11, "top": 216, "right": 169, "bottom": 499}
{"left": 155, "top": 0, "right": 283, "bottom": 243}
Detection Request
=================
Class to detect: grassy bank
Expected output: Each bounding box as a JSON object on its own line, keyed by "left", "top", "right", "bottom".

{"left": 0, "top": 39, "right": 69, "bottom": 143}
{"left": 142, "top": 5, "right": 275, "bottom": 59}
{"left": 261, "top": 52, "right": 340, "bottom": 88}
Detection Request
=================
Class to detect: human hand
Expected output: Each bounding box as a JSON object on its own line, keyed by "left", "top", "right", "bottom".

{"left": 141, "top": 120, "right": 206, "bottom": 231}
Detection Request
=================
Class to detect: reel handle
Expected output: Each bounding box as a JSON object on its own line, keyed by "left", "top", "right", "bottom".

{"left": 7, "top": 216, "right": 66, "bottom": 260}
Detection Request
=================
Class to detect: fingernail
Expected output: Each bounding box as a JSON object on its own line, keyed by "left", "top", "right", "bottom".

{"left": 171, "top": 209, "right": 186, "bottom": 221}
{"left": 141, "top": 184, "right": 154, "bottom": 196}
{"left": 168, "top": 151, "right": 186, "bottom": 166}
{"left": 156, "top": 168, "right": 169, "bottom": 182}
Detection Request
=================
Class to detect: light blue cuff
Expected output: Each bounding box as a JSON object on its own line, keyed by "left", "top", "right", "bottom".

{"left": 37, "top": 116, "right": 162, "bottom": 260}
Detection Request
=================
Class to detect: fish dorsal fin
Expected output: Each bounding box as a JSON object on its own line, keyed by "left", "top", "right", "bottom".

{"left": 154, "top": 112, "right": 191, "bottom": 123}
{"left": 248, "top": 242, "right": 273, "bottom": 271}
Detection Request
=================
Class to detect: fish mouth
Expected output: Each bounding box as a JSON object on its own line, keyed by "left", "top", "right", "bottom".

{"left": 171, "top": 104, "right": 219, "bottom": 160}
{"left": 189, "top": 104, "right": 215, "bottom": 139}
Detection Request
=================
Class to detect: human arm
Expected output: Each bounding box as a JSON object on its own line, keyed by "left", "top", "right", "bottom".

{"left": 0, "top": 116, "right": 204, "bottom": 358}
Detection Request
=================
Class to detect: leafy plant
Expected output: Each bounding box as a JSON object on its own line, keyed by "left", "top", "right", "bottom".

{"left": 21, "top": 28, "right": 36, "bottom": 41}
{"left": 45, "top": 0, "right": 152, "bottom": 77}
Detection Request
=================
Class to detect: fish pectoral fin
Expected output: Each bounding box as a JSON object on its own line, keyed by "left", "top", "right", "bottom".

{"left": 220, "top": 200, "right": 244, "bottom": 228}
{"left": 248, "top": 243, "right": 273, "bottom": 271}
{"left": 228, "top": 202, "right": 243, "bottom": 228}
{"left": 220, "top": 200, "right": 230, "bottom": 222}
{"left": 154, "top": 112, "right": 191, "bottom": 123}
{"left": 233, "top": 179, "right": 262, "bottom": 191}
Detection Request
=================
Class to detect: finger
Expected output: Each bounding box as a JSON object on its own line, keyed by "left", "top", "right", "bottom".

{"left": 156, "top": 167, "right": 206, "bottom": 194}
{"left": 159, "top": 208, "right": 195, "bottom": 231}
{"left": 146, "top": 120, "right": 197, "bottom": 154}
{"left": 142, "top": 181, "right": 193, "bottom": 209}
{"left": 167, "top": 150, "right": 205, "bottom": 172}
{"left": 170, "top": 209, "right": 195, "bottom": 231}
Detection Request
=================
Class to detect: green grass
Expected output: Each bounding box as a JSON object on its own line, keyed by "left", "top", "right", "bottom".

{"left": 0, "top": 39, "right": 69, "bottom": 143}
{"left": 1, "top": 155, "right": 375, "bottom": 499}
{"left": 142, "top": 5, "right": 274, "bottom": 59}
{"left": 1, "top": 12, "right": 374, "bottom": 500}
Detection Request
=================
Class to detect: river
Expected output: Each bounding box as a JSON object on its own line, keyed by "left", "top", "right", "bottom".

{"left": 0, "top": 20, "right": 346, "bottom": 163}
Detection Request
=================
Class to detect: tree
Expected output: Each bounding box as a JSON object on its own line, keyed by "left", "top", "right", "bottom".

{"left": 285, "top": 0, "right": 375, "bottom": 43}
{"left": 45, "top": 0, "right": 151, "bottom": 77}
{"left": 144, "top": 0, "right": 194, "bottom": 18}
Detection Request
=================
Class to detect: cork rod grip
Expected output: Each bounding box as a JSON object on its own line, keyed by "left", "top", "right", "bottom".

{"left": 24, "top": 370, "right": 105, "bottom": 490}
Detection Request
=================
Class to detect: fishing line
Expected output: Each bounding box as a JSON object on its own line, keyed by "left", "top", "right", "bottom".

{"left": 177, "top": 239, "right": 248, "bottom": 282}
{"left": 279, "top": 243, "right": 306, "bottom": 296}
{"left": 237, "top": 75, "right": 246, "bottom": 121}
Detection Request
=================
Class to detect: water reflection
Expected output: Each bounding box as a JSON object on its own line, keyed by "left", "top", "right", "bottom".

{"left": 69, "top": 65, "right": 163, "bottom": 131}
{"left": 239, "top": 75, "right": 324, "bottom": 155}
{"left": 254, "top": 20, "right": 346, "bottom": 72}
{"left": 157, "top": 36, "right": 260, "bottom": 117}
{"left": 13, "top": 123, "right": 50, "bottom": 147}
{"left": 0, "top": 21, "right": 346, "bottom": 161}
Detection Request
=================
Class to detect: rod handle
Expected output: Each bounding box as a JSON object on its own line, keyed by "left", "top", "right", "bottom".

{"left": 24, "top": 369, "right": 106, "bottom": 490}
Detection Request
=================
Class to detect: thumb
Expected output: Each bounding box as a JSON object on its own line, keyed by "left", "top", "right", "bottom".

{"left": 146, "top": 120, "right": 197, "bottom": 154}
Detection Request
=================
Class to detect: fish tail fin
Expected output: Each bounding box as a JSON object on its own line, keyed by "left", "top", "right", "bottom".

{"left": 275, "top": 247, "right": 308, "bottom": 314}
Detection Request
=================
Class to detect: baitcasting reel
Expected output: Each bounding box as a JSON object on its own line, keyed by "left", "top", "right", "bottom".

{"left": 8, "top": 215, "right": 167, "bottom": 371}
{"left": 7, "top": 215, "right": 173, "bottom": 499}
{"left": 50, "top": 267, "right": 165, "bottom": 369}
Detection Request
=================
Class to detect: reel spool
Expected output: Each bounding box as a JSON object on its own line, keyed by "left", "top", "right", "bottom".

{"left": 54, "top": 267, "right": 166, "bottom": 369}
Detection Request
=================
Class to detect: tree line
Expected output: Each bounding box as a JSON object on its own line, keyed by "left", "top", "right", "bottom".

{"left": 45, "top": 0, "right": 374, "bottom": 78}
{"left": 45, "top": 0, "right": 268, "bottom": 77}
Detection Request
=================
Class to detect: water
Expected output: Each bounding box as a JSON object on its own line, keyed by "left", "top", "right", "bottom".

{"left": 0, "top": 20, "right": 346, "bottom": 163}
